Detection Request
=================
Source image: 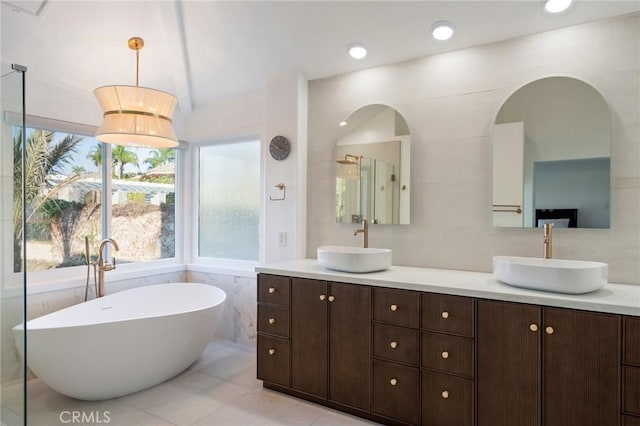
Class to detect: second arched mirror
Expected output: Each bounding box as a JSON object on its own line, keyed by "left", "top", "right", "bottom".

{"left": 492, "top": 76, "right": 611, "bottom": 229}
{"left": 335, "top": 104, "right": 410, "bottom": 225}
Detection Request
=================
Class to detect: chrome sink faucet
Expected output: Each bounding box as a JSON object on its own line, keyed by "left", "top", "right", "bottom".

{"left": 353, "top": 219, "right": 369, "bottom": 248}
{"left": 543, "top": 223, "right": 553, "bottom": 259}
{"left": 96, "top": 238, "right": 119, "bottom": 298}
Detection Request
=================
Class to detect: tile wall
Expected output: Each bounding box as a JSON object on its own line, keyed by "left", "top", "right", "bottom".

{"left": 307, "top": 13, "right": 640, "bottom": 284}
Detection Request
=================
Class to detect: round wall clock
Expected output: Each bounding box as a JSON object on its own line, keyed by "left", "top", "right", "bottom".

{"left": 269, "top": 135, "right": 291, "bottom": 161}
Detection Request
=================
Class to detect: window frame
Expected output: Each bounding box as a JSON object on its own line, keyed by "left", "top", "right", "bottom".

{"left": 3, "top": 113, "right": 185, "bottom": 293}
{"left": 188, "top": 137, "right": 262, "bottom": 277}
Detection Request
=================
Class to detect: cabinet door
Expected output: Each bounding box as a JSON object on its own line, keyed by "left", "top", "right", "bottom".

{"left": 477, "top": 300, "right": 541, "bottom": 426}
{"left": 543, "top": 308, "right": 620, "bottom": 426}
{"left": 372, "top": 359, "right": 419, "bottom": 425}
{"left": 422, "top": 369, "right": 473, "bottom": 426}
{"left": 328, "top": 282, "right": 371, "bottom": 411}
{"left": 291, "top": 278, "right": 327, "bottom": 398}
{"left": 624, "top": 366, "right": 640, "bottom": 416}
{"left": 624, "top": 316, "right": 640, "bottom": 366}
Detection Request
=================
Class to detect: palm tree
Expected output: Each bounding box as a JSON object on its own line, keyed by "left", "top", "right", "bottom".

{"left": 144, "top": 148, "right": 175, "bottom": 169}
{"left": 86, "top": 143, "right": 102, "bottom": 168}
{"left": 13, "top": 129, "right": 83, "bottom": 271}
{"left": 112, "top": 145, "right": 139, "bottom": 179}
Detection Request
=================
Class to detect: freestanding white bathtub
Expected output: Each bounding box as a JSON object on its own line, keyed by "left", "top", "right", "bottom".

{"left": 13, "top": 283, "right": 226, "bottom": 400}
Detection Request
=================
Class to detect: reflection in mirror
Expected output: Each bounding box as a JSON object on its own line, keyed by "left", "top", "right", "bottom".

{"left": 335, "top": 104, "right": 410, "bottom": 225}
{"left": 492, "top": 77, "right": 611, "bottom": 229}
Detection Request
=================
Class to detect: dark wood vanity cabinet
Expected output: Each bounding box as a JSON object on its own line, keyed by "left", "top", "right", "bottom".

{"left": 477, "top": 300, "right": 621, "bottom": 426}
{"left": 624, "top": 316, "right": 640, "bottom": 424}
{"left": 257, "top": 273, "right": 633, "bottom": 426}
{"left": 290, "top": 277, "right": 371, "bottom": 412}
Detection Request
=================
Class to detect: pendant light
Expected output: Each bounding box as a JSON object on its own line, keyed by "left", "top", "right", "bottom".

{"left": 94, "top": 37, "right": 178, "bottom": 148}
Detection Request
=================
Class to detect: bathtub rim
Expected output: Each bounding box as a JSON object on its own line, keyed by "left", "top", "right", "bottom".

{"left": 13, "top": 282, "right": 226, "bottom": 332}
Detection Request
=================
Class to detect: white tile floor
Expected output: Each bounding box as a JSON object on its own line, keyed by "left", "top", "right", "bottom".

{"left": 3, "top": 340, "right": 379, "bottom": 426}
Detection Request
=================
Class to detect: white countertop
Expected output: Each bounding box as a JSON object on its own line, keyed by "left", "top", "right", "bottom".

{"left": 256, "top": 259, "right": 640, "bottom": 317}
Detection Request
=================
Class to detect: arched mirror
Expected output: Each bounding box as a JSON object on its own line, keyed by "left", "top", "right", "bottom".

{"left": 492, "top": 76, "right": 611, "bottom": 229}
{"left": 335, "top": 104, "right": 410, "bottom": 225}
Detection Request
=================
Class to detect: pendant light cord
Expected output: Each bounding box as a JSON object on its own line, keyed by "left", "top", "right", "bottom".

{"left": 128, "top": 37, "right": 144, "bottom": 87}
{"left": 135, "top": 46, "right": 139, "bottom": 87}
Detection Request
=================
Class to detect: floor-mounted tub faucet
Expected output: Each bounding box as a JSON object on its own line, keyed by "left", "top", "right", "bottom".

{"left": 85, "top": 237, "right": 120, "bottom": 300}
{"left": 97, "top": 238, "right": 119, "bottom": 298}
{"left": 543, "top": 223, "right": 553, "bottom": 259}
{"left": 354, "top": 219, "right": 369, "bottom": 248}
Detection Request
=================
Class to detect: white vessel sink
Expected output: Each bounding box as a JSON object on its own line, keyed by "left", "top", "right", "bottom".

{"left": 493, "top": 256, "right": 608, "bottom": 294}
{"left": 317, "top": 245, "right": 392, "bottom": 273}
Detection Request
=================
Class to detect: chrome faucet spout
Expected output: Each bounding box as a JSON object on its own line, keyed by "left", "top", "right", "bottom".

{"left": 543, "top": 223, "right": 553, "bottom": 259}
{"left": 354, "top": 220, "right": 369, "bottom": 248}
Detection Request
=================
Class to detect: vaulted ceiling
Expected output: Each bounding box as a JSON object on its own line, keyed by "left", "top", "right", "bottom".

{"left": 1, "top": 1, "right": 638, "bottom": 115}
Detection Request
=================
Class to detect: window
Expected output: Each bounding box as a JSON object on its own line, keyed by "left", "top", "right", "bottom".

{"left": 109, "top": 145, "right": 176, "bottom": 264}
{"left": 13, "top": 121, "right": 177, "bottom": 274}
{"left": 198, "top": 140, "right": 260, "bottom": 261}
{"left": 15, "top": 127, "right": 102, "bottom": 272}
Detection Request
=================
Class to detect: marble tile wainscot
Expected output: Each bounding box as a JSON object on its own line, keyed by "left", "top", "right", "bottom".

{"left": 256, "top": 259, "right": 640, "bottom": 426}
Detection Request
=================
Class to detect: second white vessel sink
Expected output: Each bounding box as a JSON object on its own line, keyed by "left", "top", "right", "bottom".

{"left": 317, "top": 245, "right": 392, "bottom": 273}
{"left": 493, "top": 256, "right": 608, "bottom": 294}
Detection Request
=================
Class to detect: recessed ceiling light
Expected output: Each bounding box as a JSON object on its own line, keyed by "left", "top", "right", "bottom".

{"left": 339, "top": 121, "right": 348, "bottom": 127}
{"left": 348, "top": 42, "right": 367, "bottom": 59}
{"left": 431, "top": 21, "right": 455, "bottom": 41}
{"left": 544, "top": 0, "right": 573, "bottom": 14}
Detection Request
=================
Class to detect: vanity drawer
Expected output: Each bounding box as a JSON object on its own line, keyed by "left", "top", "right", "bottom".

{"left": 373, "top": 287, "right": 420, "bottom": 328}
{"left": 257, "top": 334, "right": 290, "bottom": 387}
{"left": 422, "top": 369, "right": 473, "bottom": 426}
{"left": 258, "top": 304, "right": 290, "bottom": 338}
{"left": 373, "top": 323, "right": 419, "bottom": 366}
{"left": 421, "top": 332, "right": 474, "bottom": 378}
{"left": 258, "top": 274, "right": 290, "bottom": 307}
{"left": 422, "top": 293, "right": 474, "bottom": 337}
{"left": 624, "top": 366, "right": 640, "bottom": 416}
{"left": 372, "top": 359, "right": 419, "bottom": 425}
{"left": 624, "top": 316, "right": 640, "bottom": 366}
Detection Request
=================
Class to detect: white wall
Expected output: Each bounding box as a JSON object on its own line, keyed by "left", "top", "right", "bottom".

{"left": 307, "top": 13, "right": 640, "bottom": 284}
{"left": 262, "top": 72, "right": 308, "bottom": 264}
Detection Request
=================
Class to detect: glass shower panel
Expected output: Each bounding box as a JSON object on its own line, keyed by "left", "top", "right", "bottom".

{"left": 373, "top": 160, "right": 395, "bottom": 224}
{"left": 336, "top": 160, "right": 361, "bottom": 223}
{"left": 1, "top": 65, "right": 27, "bottom": 426}
{"left": 359, "top": 157, "right": 374, "bottom": 223}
